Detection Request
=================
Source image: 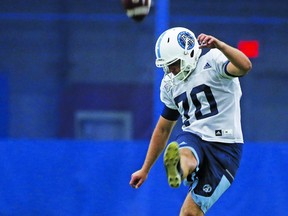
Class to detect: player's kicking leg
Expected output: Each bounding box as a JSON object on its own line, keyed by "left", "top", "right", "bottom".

{"left": 163, "top": 141, "right": 182, "bottom": 188}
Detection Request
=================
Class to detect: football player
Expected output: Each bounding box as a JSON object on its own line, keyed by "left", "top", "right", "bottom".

{"left": 130, "top": 27, "right": 252, "bottom": 216}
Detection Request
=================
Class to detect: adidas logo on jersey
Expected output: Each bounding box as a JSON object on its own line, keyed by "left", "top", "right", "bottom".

{"left": 203, "top": 62, "right": 211, "bottom": 69}
{"left": 215, "top": 130, "right": 222, "bottom": 136}
{"left": 215, "top": 129, "right": 233, "bottom": 136}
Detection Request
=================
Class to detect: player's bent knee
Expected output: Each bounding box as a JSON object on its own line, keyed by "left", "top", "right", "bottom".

{"left": 180, "top": 149, "right": 198, "bottom": 171}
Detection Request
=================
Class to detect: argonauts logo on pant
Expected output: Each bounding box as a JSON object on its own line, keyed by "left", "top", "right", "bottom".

{"left": 203, "top": 184, "right": 212, "bottom": 193}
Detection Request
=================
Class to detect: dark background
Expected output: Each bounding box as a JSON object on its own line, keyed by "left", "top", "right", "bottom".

{"left": 0, "top": 0, "right": 287, "bottom": 141}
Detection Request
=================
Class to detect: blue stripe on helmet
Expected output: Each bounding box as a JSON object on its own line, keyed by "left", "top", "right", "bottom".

{"left": 156, "top": 32, "right": 166, "bottom": 58}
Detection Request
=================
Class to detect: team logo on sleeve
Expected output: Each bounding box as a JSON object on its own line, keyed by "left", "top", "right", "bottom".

{"left": 164, "top": 82, "right": 172, "bottom": 92}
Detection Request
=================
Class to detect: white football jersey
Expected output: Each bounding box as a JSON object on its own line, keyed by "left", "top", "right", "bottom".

{"left": 160, "top": 49, "right": 244, "bottom": 143}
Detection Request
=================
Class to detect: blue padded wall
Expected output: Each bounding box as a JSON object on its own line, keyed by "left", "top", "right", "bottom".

{"left": 0, "top": 140, "right": 286, "bottom": 216}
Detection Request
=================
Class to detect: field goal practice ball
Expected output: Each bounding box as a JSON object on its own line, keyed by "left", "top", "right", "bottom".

{"left": 121, "top": 0, "right": 151, "bottom": 22}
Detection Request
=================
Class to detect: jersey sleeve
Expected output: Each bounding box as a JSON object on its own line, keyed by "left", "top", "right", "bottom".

{"left": 160, "top": 79, "right": 178, "bottom": 110}
{"left": 161, "top": 105, "right": 180, "bottom": 121}
{"left": 209, "top": 49, "right": 237, "bottom": 79}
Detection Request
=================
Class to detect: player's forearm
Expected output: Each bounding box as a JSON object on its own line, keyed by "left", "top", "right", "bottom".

{"left": 141, "top": 126, "right": 172, "bottom": 173}
{"left": 141, "top": 136, "right": 168, "bottom": 173}
{"left": 218, "top": 41, "right": 252, "bottom": 75}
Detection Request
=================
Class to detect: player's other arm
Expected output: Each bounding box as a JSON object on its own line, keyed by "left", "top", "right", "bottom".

{"left": 198, "top": 33, "right": 252, "bottom": 77}
{"left": 130, "top": 116, "right": 176, "bottom": 189}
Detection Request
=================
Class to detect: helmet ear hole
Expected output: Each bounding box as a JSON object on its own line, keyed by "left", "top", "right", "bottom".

{"left": 190, "top": 50, "right": 194, "bottom": 58}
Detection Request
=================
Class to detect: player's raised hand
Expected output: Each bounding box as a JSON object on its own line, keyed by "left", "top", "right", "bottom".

{"left": 197, "top": 33, "right": 224, "bottom": 49}
{"left": 129, "top": 169, "right": 148, "bottom": 189}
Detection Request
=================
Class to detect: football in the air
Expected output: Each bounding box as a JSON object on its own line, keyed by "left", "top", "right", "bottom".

{"left": 121, "top": 0, "right": 151, "bottom": 22}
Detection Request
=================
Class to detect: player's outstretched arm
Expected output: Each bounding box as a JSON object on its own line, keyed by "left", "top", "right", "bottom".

{"left": 130, "top": 116, "right": 176, "bottom": 189}
{"left": 197, "top": 33, "right": 252, "bottom": 77}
